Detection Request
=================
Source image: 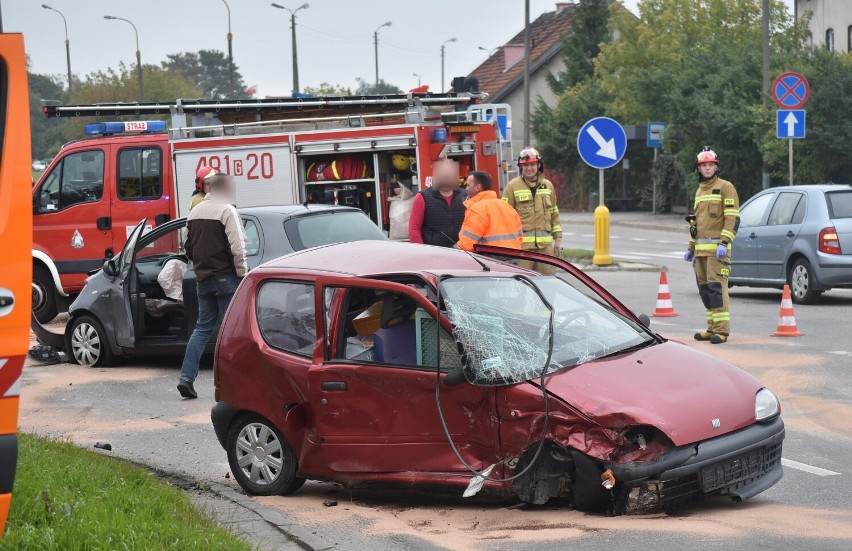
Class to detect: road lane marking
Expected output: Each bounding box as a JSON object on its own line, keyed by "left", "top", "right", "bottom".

{"left": 828, "top": 351, "right": 852, "bottom": 356}
{"left": 630, "top": 237, "right": 648, "bottom": 241}
{"left": 658, "top": 240, "right": 672, "bottom": 244}
{"left": 782, "top": 458, "right": 840, "bottom": 476}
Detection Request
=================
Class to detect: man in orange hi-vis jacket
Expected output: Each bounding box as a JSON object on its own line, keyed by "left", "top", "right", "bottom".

{"left": 458, "top": 171, "right": 522, "bottom": 252}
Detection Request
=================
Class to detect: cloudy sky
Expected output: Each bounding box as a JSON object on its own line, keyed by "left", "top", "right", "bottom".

{"left": 7, "top": 0, "right": 795, "bottom": 98}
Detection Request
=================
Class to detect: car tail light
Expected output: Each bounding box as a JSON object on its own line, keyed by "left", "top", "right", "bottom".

{"left": 819, "top": 226, "right": 842, "bottom": 255}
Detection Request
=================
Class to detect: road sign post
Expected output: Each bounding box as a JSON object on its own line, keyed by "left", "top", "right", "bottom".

{"left": 577, "top": 117, "right": 627, "bottom": 266}
{"left": 647, "top": 122, "right": 667, "bottom": 214}
{"left": 773, "top": 72, "right": 809, "bottom": 187}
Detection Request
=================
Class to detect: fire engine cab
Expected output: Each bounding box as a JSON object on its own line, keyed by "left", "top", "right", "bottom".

{"left": 33, "top": 93, "right": 514, "bottom": 322}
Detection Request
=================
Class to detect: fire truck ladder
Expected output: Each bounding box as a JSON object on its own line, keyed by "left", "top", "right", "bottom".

{"left": 42, "top": 93, "right": 485, "bottom": 119}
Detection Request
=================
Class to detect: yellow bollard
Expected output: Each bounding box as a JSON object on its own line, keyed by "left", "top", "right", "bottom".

{"left": 593, "top": 204, "right": 613, "bottom": 265}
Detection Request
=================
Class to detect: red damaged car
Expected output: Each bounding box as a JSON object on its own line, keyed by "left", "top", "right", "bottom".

{"left": 211, "top": 242, "right": 784, "bottom": 513}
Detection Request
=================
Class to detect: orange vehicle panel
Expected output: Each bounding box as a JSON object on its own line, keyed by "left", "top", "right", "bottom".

{"left": 0, "top": 32, "right": 33, "bottom": 537}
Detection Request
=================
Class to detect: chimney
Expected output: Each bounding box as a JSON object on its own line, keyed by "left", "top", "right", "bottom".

{"left": 504, "top": 44, "right": 525, "bottom": 70}
{"left": 555, "top": 2, "right": 572, "bottom": 13}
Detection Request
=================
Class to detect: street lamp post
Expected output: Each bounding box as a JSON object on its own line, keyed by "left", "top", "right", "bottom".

{"left": 271, "top": 3, "right": 309, "bottom": 94}
{"left": 373, "top": 21, "right": 392, "bottom": 88}
{"left": 104, "top": 15, "right": 143, "bottom": 102}
{"left": 222, "top": 0, "right": 234, "bottom": 98}
{"left": 412, "top": 73, "right": 421, "bottom": 87}
{"left": 41, "top": 4, "right": 72, "bottom": 93}
{"left": 477, "top": 46, "right": 498, "bottom": 57}
{"left": 441, "top": 37, "right": 456, "bottom": 92}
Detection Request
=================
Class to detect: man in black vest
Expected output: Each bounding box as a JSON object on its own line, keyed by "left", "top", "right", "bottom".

{"left": 408, "top": 160, "right": 467, "bottom": 247}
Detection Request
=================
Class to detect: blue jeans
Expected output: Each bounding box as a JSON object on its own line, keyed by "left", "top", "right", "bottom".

{"left": 179, "top": 272, "right": 241, "bottom": 383}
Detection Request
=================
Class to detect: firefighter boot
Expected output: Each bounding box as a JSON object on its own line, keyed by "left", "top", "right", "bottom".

{"left": 710, "top": 334, "right": 728, "bottom": 344}
{"left": 694, "top": 331, "right": 713, "bottom": 341}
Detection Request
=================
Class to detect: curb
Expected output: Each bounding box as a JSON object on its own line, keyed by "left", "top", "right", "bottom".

{"left": 561, "top": 217, "right": 683, "bottom": 234}
{"left": 564, "top": 258, "right": 665, "bottom": 273}
{"left": 150, "top": 467, "right": 329, "bottom": 551}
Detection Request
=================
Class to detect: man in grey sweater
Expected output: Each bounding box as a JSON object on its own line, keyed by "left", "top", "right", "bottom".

{"left": 177, "top": 174, "right": 247, "bottom": 399}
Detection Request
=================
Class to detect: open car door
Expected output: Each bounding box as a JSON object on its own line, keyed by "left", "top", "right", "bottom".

{"left": 110, "top": 218, "right": 148, "bottom": 348}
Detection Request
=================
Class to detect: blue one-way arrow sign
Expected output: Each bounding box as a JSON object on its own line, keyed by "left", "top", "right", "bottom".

{"left": 777, "top": 109, "right": 805, "bottom": 139}
{"left": 577, "top": 117, "right": 627, "bottom": 169}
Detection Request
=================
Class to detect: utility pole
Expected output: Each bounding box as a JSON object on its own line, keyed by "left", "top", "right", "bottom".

{"left": 523, "top": 0, "right": 531, "bottom": 147}
{"left": 104, "top": 15, "right": 143, "bottom": 102}
{"left": 413, "top": 73, "right": 421, "bottom": 87}
{"left": 272, "top": 3, "right": 309, "bottom": 94}
{"left": 42, "top": 4, "right": 73, "bottom": 93}
{"left": 441, "top": 37, "right": 456, "bottom": 92}
{"left": 762, "top": 0, "right": 771, "bottom": 189}
{"left": 222, "top": 0, "right": 234, "bottom": 97}
{"left": 374, "top": 21, "right": 392, "bottom": 88}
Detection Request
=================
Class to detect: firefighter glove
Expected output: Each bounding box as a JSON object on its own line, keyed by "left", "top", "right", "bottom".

{"left": 684, "top": 250, "right": 694, "bottom": 262}
{"left": 716, "top": 244, "right": 728, "bottom": 259}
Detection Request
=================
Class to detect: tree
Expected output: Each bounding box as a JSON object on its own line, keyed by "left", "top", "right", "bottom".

{"left": 354, "top": 78, "right": 403, "bottom": 95}
{"left": 548, "top": 0, "right": 611, "bottom": 94}
{"left": 163, "top": 50, "right": 251, "bottom": 99}
{"left": 302, "top": 82, "right": 353, "bottom": 96}
{"left": 534, "top": 0, "right": 821, "bottom": 209}
{"left": 28, "top": 71, "right": 67, "bottom": 160}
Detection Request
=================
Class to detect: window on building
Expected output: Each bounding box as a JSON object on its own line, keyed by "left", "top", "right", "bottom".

{"left": 847, "top": 25, "right": 852, "bottom": 52}
{"left": 826, "top": 28, "right": 835, "bottom": 51}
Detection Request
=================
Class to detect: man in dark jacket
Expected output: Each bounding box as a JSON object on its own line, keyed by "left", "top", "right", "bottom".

{"left": 177, "top": 173, "right": 247, "bottom": 399}
{"left": 408, "top": 160, "right": 467, "bottom": 247}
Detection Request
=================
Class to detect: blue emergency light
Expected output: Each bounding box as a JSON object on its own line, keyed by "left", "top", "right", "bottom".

{"left": 84, "top": 120, "right": 167, "bottom": 135}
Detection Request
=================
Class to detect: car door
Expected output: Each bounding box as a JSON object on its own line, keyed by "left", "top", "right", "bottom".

{"left": 109, "top": 144, "right": 172, "bottom": 254}
{"left": 109, "top": 219, "right": 148, "bottom": 348}
{"left": 757, "top": 192, "right": 806, "bottom": 281}
{"left": 306, "top": 276, "right": 501, "bottom": 474}
{"left": 731, "top": 191, "right": 775, "bottom": 281}
{"left": 32, "top": 147, "right": 112, "bottom": 290}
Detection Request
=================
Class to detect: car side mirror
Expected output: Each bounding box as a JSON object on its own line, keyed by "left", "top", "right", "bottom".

{"left": 638, "top": 314, "right": 651, "bottom": 327}
{"left": 443, "top": 365, "right": 467, "bottom": 386}
{"left": 103, "top": 259, "right": 118, "bottom": 277}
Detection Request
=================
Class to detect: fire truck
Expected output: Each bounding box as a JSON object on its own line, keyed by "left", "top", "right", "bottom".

{"left": 33, "top": 93, "right": 514, "bottom": 322}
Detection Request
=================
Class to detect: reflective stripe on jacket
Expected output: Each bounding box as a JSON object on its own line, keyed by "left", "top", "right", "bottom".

{"left": 457, "top": 190, "right": 523, "bottom": 251}
{"left": 502, "top": 174, "right": 562, "bottom": 250}
{"left": 688, "top": 176, "right": 740, "bottom": 256}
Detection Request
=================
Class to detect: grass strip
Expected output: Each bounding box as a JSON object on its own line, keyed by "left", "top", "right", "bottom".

{"left": 561, "top": 248, "right": 595, "bottom": 260}
{"left": 1, "top": 433, "right": 253, "bottom": 550}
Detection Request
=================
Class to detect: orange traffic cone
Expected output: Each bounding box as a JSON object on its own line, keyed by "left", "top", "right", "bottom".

{"left": 772, "top": 284, "right": 802, "bottom": 337}
{"left": 651, "top": 271, "right": 678, "bottom": 317}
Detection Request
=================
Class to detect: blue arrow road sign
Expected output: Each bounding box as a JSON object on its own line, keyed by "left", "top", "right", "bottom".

{"left": 777, "top": 110, "right": 805, "bottom": 139}
{"left": 578, "top": 117, "right": 627, "bottom": 169}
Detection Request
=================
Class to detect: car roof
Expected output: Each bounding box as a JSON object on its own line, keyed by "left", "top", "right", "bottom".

{"left": 238, "top": 204, "right": 363, "bottom": 219}
{"left": 763, "top": 184, "right": 852, "bottom": 193}
{"left": 256, "top": 240, "right": 529, "bottom": 278}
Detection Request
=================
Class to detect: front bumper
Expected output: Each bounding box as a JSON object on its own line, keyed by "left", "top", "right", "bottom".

{"left": 608, "top": 416, "right": 784, "bottom": 512}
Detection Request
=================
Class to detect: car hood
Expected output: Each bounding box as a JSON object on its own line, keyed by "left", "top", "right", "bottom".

{"left": 543, "top": 340, "right": 762, "bottom": 446}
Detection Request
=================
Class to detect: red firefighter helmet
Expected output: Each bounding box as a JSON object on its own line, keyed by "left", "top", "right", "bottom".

{"left": 518, "top": 147, "right": 541, "bottom": 165}
{"left": 195, "top": 166, "right": 219, "bottom": 190}
{"left": 695, "top": 147, "right": 719, "bottom": 168}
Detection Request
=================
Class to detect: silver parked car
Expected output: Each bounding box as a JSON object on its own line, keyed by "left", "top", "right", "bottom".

{"left": 730, "top": 185, "right": 852, "bottom": 304}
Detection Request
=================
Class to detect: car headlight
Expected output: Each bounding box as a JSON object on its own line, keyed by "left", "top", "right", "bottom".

{"left": 755, "top": 388, "right": 780, "bottom": 421}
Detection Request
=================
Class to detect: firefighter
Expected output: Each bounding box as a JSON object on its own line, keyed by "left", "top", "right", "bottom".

{"left": 189, "top": 166, "right": 219, "bottom": 211}
{"left": 457, "top": 170, "right": 522, "bottom": 252}
{"left": 502, "top": 147, "right": 562, "bottom": 274}
{"left": 684, "top": 147, "right": 740, "bottom": 344}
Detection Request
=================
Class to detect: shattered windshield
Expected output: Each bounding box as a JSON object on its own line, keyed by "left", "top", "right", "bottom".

{"left": 440, "top": 276, "right": 653, "bottom": 385}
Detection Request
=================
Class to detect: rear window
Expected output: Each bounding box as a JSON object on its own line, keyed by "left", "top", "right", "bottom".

{"left": 284, "top": 211, "right": 386, "bottom": 251}
{"left": 826, "top": 191, "right": 852, "bottom": 219}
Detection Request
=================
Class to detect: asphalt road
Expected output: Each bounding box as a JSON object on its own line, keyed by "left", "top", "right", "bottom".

{"left": 17, "top": 219, "right": 852, "bottom": 550}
